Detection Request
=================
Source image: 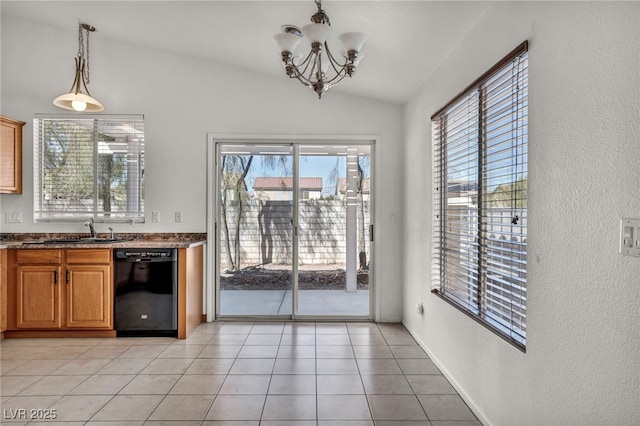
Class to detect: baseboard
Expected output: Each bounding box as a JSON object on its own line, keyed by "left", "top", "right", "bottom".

{"left": 402, "top": 321, "right": 492, "bottom": 426}
{"left": 3, "top": 330, "right": 117, "bottom": 338}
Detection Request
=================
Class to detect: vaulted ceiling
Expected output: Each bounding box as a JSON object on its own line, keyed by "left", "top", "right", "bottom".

{"left": 2, "top": 1, "right": 492, "bottom": 104}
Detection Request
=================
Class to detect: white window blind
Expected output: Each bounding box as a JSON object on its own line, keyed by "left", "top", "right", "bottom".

{"left": 432, "top": 42, "right": 528, "bottom": 349}
{"left": 34, "top": 115, "right": 145, "bottom": 222}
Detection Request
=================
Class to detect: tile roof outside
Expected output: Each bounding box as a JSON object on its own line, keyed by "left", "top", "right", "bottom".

{"left": 253, "top": 177, "right": 322, "bottom": 191}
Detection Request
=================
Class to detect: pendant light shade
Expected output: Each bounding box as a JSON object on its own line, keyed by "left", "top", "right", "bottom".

{"left": 54, "top": 23, "right": 104, "bottom": 112}
{"left": 338, "top": 32, "right": 367, "bottom": 53}
{"left": 273, "top": 32, "right": 302, "bottom": 54}
{"left": 53, "top": 57, "right": 104, "bottom": 112}
{"left": 301, "top": 23, "right": 330, "bottom": 44}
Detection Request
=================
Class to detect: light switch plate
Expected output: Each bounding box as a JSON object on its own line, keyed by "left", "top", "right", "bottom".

{"left": 620, "top": 218, "right": 640, "bottom": 257}
{"left": 4, "top": 211, "right": 22, "bottom": 223}
{"left": 174, "top": 211, "right": 182, "bottom": 223}
{"left": 152, "top": 211, "right": 160, "bottom": 223}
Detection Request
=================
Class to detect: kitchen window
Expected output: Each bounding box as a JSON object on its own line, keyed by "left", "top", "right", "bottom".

{"left": 431, "top": 42, "right": 528, "bottom": 349}
{"left": 33, "top": 114, "right": 144, "bottom": 222}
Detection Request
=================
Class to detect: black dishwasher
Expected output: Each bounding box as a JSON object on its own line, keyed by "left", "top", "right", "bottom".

{"left": 114, "top": 248, "right": 178, "bottom": 337}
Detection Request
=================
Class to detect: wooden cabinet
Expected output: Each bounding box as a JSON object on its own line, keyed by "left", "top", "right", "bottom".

{"left": 9, "top": 249, "right": 113, "bottom": 332}
{"left": 178, "top": 244, "right": 205, "bottom": 339}
{"left": 1, "top": 248, "right": 7, "bottom": 333}
{"left": 65, "top": 249, "right": 112, "bottom": 329}
{"left": 14, "top": 250, "right": 62, "bottom": 329}
{"left": 16, "top": 265, "right": 62, "bottom": 329}
{"left": 0, "top": 115, "right": 25, "bottom": 194}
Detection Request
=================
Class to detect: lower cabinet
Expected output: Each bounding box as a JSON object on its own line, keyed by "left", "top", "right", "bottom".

{"left": 1, "top": 248, "right": 7, "bottom": 333}
{"left": 16, "top": 264, "right": 62, "bottom": 329}
{"left": 65, "top": 264, "right": 111, "bottom": 328}
{"left": 12, "top": 249, "right": 112, "bottom": 331}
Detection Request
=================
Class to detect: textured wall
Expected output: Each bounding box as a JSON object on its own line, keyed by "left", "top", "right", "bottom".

{"left": 402, "top": 2, "right": 640, "bottom": 425}
{"left": 0, "top": 13, "right": 403, "bottom": 321}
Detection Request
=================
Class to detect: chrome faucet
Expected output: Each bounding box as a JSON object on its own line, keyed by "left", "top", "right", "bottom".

{"left": 85, "top": 218, "right": 97, "bottom": 238}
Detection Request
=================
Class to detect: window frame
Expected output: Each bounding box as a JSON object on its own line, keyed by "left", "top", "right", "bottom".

{"left": 33, "top": 114, "right": 145, "bottom": 223}
{"left": 431, "top": 41, "right": 528, "bottom": 351}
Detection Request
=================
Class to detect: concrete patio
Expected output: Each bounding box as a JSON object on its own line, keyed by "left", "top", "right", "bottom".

{"left": 219, "top": 289, "right": 370, "bottom": 316}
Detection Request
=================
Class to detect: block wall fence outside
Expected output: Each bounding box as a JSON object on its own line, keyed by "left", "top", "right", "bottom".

{"left": 220, "top": 200, "right": 370, "bottom": 269}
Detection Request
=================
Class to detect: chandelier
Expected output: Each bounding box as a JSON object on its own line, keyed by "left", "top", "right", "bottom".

{"left": 53, "top": 23, "right": 104, "bottom": 112}
{"left": 273, "top": 0, "right": 366, "bottom": 99}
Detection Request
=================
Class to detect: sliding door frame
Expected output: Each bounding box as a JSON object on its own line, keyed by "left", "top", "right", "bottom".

{"left": 206, "top": 134, "right": 376, "bottom": 321}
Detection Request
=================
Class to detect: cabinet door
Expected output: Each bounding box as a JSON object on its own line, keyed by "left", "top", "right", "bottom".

{"left": 65, "top": 265, "right": 112, "bottom": 328}
{"left": 0, "top": 116, "right": 24, "bottom": 194}
{"left": 16, "top": 265, "right": 62, "bottom": 329}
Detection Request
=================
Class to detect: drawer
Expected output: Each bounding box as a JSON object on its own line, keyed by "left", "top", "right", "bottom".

{"left": 66, "top": 249, "right": 111, "bottom": 265}
{"left": 16, "top": 249, "right": 61, "bottom": 264}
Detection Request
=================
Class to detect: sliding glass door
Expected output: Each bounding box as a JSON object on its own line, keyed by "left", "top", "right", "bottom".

{"left": 297, "top": 145, "right": 371, "bottom": 316}
{"left": 216, "top": 141, "right": 373, "bottom": 319}
{"left": 217, "top": 144, "right": 294, "bottom": 316}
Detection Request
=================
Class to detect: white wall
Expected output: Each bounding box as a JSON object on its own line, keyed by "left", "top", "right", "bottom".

{"left": 0, "top": 14, "right": 404, "bottom": 321}
{"left": 403, "top": 2, "right": 640, "bottom": 425}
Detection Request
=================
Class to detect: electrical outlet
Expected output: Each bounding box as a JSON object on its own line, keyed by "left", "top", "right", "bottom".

{"left": 4, "top": 211, "right": 22, "bottom": 223}
{"left": 174, "top": 211, "right": 182, "bottom": 223}
{"left": 152, "top": 211, "right": 160, "bottom": 223}
{"left": 620, "top": 218, "right": 640, "bottom": 257}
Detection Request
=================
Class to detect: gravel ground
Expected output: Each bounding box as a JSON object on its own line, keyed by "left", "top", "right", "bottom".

{"left": 220, "top": 264, "right": 369, "bottom": 290}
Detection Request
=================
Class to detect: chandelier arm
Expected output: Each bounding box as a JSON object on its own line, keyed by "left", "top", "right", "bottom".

{"left": 324, "top": 41, "right": 348, "bottom": 73}
{"left": 305, "top": 54, "right": 322, "bottom": 83}
{"left": 325, "top": 69, "right": 349, "bottom": 86}
{"left": 297, "top": 53, "right": 317, "bottom": 80}
{"left": 285, "top": 50, "right": 315, "bottom": 85}
{"left": 292, "top": 73, "right": 314, "bottom": 87}
{"left": 323, "top": 45, "right": 350, "bottom": 84}
{"left": 288, "top": 62, "right": 315, "bottom": 86}
{"left": 293, "top": 50, "right": 314, "bottom": 70}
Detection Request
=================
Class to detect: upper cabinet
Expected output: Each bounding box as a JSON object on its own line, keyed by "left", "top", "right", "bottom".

{"left": 0, "top": 115, "right": 25, "bottom": 194}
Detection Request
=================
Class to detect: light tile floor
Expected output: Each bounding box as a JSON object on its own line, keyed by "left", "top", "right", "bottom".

{"left": 0, "top": 322, "right": 481, "bottom": 426}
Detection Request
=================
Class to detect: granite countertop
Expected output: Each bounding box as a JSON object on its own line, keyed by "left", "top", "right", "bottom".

{"left": 0, "top": 233, "right": 207, "bottom": 249}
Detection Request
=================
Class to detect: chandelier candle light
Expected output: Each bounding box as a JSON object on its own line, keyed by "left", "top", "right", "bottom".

{"left": 53, "top": 23, "right": 104, "bottom": 112}
{"left": 273, "top": 0, "right": 366, "bottom": 99}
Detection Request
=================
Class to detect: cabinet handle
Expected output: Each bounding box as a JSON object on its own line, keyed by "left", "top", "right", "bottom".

{"left": 53, "top": 271, "right": 58, "bottom": 285}
{"left": 66, "top": 270, "right": 70, "bottom": 284}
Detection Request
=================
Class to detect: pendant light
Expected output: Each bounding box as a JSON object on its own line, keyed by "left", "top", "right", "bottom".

{"left": 53, "top": 23, "right": 104, "bottom": 112}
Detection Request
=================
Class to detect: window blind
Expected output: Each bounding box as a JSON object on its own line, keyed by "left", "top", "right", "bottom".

{"left": 34, "top": 115, "right": 145, "bottom": 222}
{"left": 432, "top": 42, "right": 528, "bottom": 349}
